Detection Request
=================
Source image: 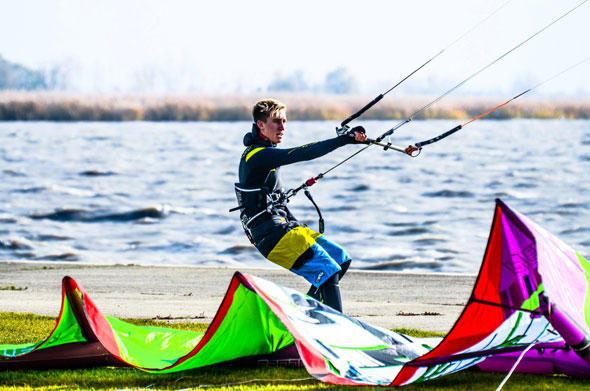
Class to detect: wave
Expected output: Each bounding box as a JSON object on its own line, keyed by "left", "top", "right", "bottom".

{"left": 359, "top": 259, "right": 443, "bottom": 271}
{"left": 31, "top": 234, "right": 72, "bottom": 241}
{"left": 385, "top": 220, "right": 436, "bottom": 228}
{"left": 214, "top": 225, "right": 238, "bottom": 235}
{"left": 0, "top": 238, "right": 33, "bottom": 251}
{"left": 324, "top": 205, "right": 358, "bottom": 212}
{"left": 36, "top": 252, "right": 79, "bottom": 261}
{"left": 220, "top": 245, "right": 257, "bottom": 255}
{"left": 389, "top": 227, "right": 430, "bottom": 236}
{"left": 10, "top": 184, "right": 96, "bottom": 197}
{"left": 3, "top": 169, "right": 26, "bottom": 177}
{"left": 559, "top": 202, "right": 589, "bottom": 210}
{"left": 413, "top": 237, "right": 447, "bottom": 245}
{"left": 78, "top": 170, "right": 117, "bottom": 177}
{"left": 29, "top": 206, "right": 169, "bottom": 223}
{"left": 0, "top": 216, "right": 17, "bottom": 224}
{"left": 514, "top": 182, "right": 537, "bottom": 189}
{"left": 11, "top": 186, "right": 46, "bottom": 194}
{"left": 350, "top": 184, "right": 370, "bottom": 192}
{"left": 560, "top": 227, "right": 590, "bottom": 235}
{"left": 422, "top": 190, "right": 475, "bottom": 198}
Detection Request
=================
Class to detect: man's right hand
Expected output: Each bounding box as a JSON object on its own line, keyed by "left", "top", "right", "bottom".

{"left": 349, "top": 126, "right": 368, "bottom": 144}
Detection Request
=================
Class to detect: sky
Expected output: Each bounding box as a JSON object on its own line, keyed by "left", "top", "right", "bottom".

{"left": 1, "top": 0, "right": 589, "bottom": 97}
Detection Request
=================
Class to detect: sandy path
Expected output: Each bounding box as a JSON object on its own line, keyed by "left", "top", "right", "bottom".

{"left": 0, "top": 261, "right": 475, "bottom": 332}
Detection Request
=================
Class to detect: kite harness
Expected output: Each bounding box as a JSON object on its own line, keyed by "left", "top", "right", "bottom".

{"left": 232, "top": 184, "right": 289, "bottom": 242}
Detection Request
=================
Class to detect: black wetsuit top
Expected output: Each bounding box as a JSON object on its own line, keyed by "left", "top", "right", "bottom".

{"left": 238, "top": 124, "right": 352, "bottom": 261}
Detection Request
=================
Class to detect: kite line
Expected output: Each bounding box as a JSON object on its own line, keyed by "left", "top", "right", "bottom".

{"left": 338, "top": 0, "right": 514, "bottom": 131}
{"left": 286, "top": 0, "right": 589, "bottom": 200}
{"left": 403, "top": 55, "right": 590, "bottom": 155}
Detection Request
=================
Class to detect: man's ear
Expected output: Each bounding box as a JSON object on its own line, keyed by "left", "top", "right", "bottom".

{"left": 256, "top": 119, "right": 265, "bottom": 131}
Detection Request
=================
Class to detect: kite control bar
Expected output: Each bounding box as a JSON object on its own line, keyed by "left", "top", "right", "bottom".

{"left": 401, "top": 124, "right": 463, "bottom": 155}
{"left": 337, "top": 127, "right": 421, "bottom": 157}
{"left": 402, "top": 55, "right": 590, "bottom": 154}
{"left": 366, "top": 137, "right": 422, "bottom": 157}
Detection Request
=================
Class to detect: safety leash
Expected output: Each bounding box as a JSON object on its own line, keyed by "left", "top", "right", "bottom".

{"left": 304, "top": 189, "right": 324, "bottom": 233}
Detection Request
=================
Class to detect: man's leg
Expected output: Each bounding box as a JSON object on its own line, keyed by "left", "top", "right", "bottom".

{"left": 279, "top": 228, "right": 344, "bottom": 312}
{"left": 306, "top": 272, "right": 342, "bottom": 311}
{"left": 291, "top": 245, "right": 342, "bottom": 311}
{"left": 318, "top": 272, "right": 342, "bottom": 312}
{"left": 307, "top": 254, "right": 348, "bottom": 305}
{"left": 306, "top": 284, "right": 321, "bottom": 300}
{"left": 338, "top": 259, "right": 351, "bottom": 279}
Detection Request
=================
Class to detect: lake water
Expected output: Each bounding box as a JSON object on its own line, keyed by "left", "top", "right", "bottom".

{"left": 1, "top": 119, "right": 589, "bottom": 274}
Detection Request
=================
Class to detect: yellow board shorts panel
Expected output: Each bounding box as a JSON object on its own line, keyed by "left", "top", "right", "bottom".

{"left": 266, "top": 226, "right": 322, "bottom": 269}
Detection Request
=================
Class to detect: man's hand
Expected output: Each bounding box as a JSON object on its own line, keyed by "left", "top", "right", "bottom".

{"left": 353, "top": 131, "right": 368, "bottom": 143}
{"left": 350, "top": 126, "right": 368, "bottom": 143}
{"left": 340, "top": 126, "right": 368, "bottom": 144}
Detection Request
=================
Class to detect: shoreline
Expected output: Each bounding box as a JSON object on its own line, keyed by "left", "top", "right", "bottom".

{"left": 0, "top": 261, "right": 476, "bottom": 333}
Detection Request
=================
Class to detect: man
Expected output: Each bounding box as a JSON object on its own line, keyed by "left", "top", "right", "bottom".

{"left": 234, "top": 99, "right": 367, "bottom": 312}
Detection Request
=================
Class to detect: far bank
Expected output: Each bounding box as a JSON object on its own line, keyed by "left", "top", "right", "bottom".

{"left": 1, "top": 91, "right": 588, "bottom": 121}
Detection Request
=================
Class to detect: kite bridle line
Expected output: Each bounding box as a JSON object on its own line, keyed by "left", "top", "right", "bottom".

{"left": 286, "top": 0, "right": 589, "bottom": 201}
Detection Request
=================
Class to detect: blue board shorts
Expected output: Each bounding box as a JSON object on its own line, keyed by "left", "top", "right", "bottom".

{"left": 290, "top": 235, "right": 350, "bottom": 287}
{"left": 250, "top": 216, "right": 350, "bottom": 288}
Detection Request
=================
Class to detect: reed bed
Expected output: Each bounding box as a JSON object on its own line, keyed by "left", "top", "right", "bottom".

{"left": 1, "top": 91, "right": 589, "bottom": 121}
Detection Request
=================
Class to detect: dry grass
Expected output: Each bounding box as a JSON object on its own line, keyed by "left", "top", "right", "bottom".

{"left": 1, "top": 91, "right": 589, "bottom": 121}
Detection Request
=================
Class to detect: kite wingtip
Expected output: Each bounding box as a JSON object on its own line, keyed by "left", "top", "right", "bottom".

{"left": 495, "top": 198, "right": 508, "bottom": 209}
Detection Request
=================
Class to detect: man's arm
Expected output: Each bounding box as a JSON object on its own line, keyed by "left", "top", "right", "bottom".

{"left": 250, "top": 136, "right": 349, "bottom": 171}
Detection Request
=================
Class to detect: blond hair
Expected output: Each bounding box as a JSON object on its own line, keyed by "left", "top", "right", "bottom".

{"left": 252, "top": 99, "right": 286, "bottom": 123}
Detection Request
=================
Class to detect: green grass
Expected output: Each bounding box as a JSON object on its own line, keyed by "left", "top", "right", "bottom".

{"left": 0, "top": 312, "right": 587, "bottom": 390}
{"left": 0, "top": 367, "right": 586, "bottom": 391}
{"left": 0, "top": 312, "right": 209, "bottom": 345}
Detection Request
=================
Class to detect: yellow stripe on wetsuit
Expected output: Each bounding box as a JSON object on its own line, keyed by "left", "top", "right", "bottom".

{"left": 245, "top": 147, "right": 275, "bottom": 171}
{"left": 245, "top": 147, "right": 265, "bottom": 162}
{"left": 267, "top": 226, "right": 322, "bottom": 269}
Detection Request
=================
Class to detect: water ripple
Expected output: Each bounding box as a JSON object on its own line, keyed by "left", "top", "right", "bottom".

{"left": 29, "top": 206, "right": 169, "bottom": 222}
{"left": 422, "top": 190, "right": 475, "bottom": 198}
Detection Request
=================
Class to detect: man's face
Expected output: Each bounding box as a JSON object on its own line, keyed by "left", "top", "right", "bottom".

{"left": 257, "top": 108, "right": 286, "bottom": 144}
